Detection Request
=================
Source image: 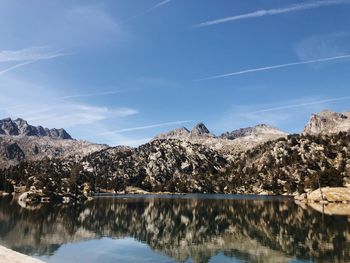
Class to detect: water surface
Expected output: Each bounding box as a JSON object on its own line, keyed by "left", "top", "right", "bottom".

{"left": 0, "top": 194, "right": 349, "bottom": 263}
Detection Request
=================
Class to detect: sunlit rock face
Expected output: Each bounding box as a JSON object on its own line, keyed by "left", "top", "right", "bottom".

{"left": 304, "top": 110, "right": 350, "bottom": 135}
{"left": 307, "top": 187, "right": 350, "bottom": 202}
{"left": 219, "top": 124, "right": 286, "bottom": 140}
{"left": 0, "top": 196, "right": 349, "bottom": 263}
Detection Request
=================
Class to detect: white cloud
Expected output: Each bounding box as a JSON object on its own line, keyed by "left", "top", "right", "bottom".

{"left": 4, "top": 104, "right": 137, "bottom": 129}
{"left": 295, "top": 32, "right": 350, "bottom": 61}
{"left": 195, "top": 0, "right": 350, "bottom": 27}
{"left": 195, "top": 54, "right": 350, "bottom": 81}
{"left": 0, "top": 75, "right": 138, "bottom": 129}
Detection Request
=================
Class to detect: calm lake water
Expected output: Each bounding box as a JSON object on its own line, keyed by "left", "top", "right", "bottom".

{"left": 0, "top": 194, "right": 349, "bottom": 263}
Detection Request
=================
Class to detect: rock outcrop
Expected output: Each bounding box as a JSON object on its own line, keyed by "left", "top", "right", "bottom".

{"left": 190, "top": 123, "right": 214, "bottom": 138}
{"left": 306, "top": 187, "right": 350, "bottom": 202}
{"left": 0, "top": 245, "right": 45, "bottom": 263}
{"left": 155, "top": 127, "right": 191, "bottom": 140}
{"left": 220, "top": 124, "right": 286, "bottom": 140}
{"left": 0, "top": 118, "right": 72, "bottom": 139}
{"left": 304, "top": 110, "right": 350, "bottom": 135}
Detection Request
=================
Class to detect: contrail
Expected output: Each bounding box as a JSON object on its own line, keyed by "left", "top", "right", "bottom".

{"left": 195, "top": 0, "right": 350, "bottom": 27}
{"left": 250, "top": 96, "right": 350, "bottom": 114}
{"left": 99, "top": 120, "right": 194, "bottom": 135}
{"left": 151, "top": 0, "right": 172, "bottom": 10}
{"left": 195, "top": 54, "right": 350, "bottom": 81}
{"left": 0, "top": 50, "right": 70, "bottom": 76}
{"left": 58, "top": 90, "right": 125, "bottom": 100}
{"left": 121, "top": 0, "right": 172, "bottom": 24}
{"left": 0, "top": 46, "right": 70, "bottom": 62}
{"left": 0, "top": 60, "right": 36, "bottom": 75}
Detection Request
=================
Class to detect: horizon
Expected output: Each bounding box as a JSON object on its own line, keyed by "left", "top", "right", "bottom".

{"left": 1, "top": 0, "right": 350, "bottom": 146}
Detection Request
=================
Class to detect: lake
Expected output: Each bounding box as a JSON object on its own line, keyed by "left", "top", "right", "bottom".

{"left": 0, "top": 194, "right": 349, "bottom": 263}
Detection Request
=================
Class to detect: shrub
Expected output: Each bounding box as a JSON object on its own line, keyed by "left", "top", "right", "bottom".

{"left": 305, "top": 168, "right": 343, "bottom": 189}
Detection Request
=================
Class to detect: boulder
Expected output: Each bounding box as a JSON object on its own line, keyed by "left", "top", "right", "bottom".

{"left": 307, "top": 187, "right": 350, "bottom": 202}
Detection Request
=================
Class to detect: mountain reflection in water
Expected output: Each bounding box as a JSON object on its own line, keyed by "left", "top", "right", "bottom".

{"left": 0, "top": 195, "right": 349, "bottom": 263}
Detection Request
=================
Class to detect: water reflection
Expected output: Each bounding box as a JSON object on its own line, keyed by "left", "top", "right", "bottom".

{"left": 0, "top": 195, "right": 349, "bottom": 263}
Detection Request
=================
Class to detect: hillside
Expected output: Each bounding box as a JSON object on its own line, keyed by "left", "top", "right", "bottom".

{"left": 2, "top": 132, "right": 350, "bottom": 197}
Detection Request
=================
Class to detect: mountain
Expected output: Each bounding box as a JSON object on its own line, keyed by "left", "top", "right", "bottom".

{"left": 0, "top": 136, "right": 108, "bottom": 168}
{"left": 155, "top": 122, "right": 287, "bottom": 153}
{"left": 155, "top": 123, "right": 214, "bottom": 140}
{"left": 304, "top": 110, "right": 350, "bottom": 135}
{"left": 0, "top": 118, "right": 72, "bottom": 139}
{"left": 0, "top": 118, "right": 107, "bottom": 168}
{"left": 155, "top": 127, "right": 191, "bottom": 140}
{"left": 190, "top": 123, "right": 214, "bottom": 138}
{"left": 220, "top": 124, "right": 286, "bottom": 140}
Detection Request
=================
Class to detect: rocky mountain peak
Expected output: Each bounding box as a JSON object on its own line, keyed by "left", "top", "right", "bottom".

{"left": 154, "top": 127, "right": 190, "bottom": 140}
{"left": 191, "top": 123, "right": 212, "bottom": 137}
{"left": 220, "top": 124, "right": 285, "bottom": 140}
{"left": 0, "top": 117, "right": 73, "bottom": 139}
{"left": 304, "top": 110, "right": 350, "bottom": 135}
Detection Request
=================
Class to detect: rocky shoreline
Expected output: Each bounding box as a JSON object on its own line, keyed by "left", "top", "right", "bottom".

{"left": 0, "top": 245, "right": 44, "bottom": 263}
{"left": 295, "top": 187, "right": 350, "bottom": 203}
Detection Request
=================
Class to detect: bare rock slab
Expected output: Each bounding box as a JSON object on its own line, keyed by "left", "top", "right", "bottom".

{"left": 0, "top": 245, "right": 45, "bottom": 263}
{"left": 307, "top": 187, "right": 350, "bottom": 202}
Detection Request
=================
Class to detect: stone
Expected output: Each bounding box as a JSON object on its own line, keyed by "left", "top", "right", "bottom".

{"left": 307, "top": 187, "right": 350, "bottom": 202}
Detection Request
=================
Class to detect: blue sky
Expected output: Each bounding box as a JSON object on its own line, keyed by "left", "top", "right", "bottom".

{"left": 0, "top": 0, "right": 350, "bottom": 146}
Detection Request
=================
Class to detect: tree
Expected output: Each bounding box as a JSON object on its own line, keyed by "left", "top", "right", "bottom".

{"left": 0, "top": 174, "right": 14, "bottom": 193}
{"left": 68, "top": 163, "right": 84, "bottom": 195}
{"left": 306, "top": 168, "right": 343, "bottom": 189}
